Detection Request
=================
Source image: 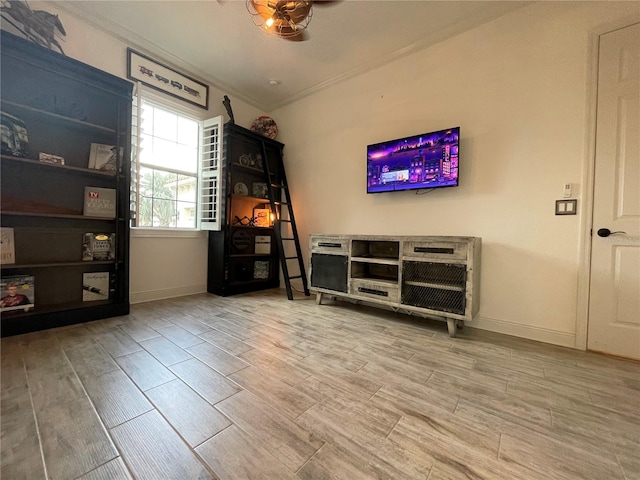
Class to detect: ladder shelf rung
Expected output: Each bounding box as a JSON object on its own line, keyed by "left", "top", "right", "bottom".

{"left": 257, "top": 139, "right": 309, "bottom": 299}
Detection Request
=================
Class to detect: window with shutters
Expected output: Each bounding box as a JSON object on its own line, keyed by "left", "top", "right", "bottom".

{"left": 130, "top": 87, "right": 221, "bottom": 231}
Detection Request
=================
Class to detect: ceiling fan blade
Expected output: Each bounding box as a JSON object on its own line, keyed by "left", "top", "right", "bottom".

{"left": 283, "top": 29, "right": 309, "bottom": 41}
{"left": 312, "top": 0, "right": 340, "bottom": 6}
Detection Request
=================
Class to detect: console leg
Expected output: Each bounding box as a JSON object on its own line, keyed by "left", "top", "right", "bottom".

{"left": 447, "top": 318, "right": 457, "bottom": 338}
{"left": 315, "top": 293, "right": 323, "bottom": 305}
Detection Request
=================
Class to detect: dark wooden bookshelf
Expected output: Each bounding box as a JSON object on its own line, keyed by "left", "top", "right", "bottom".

{"left": 208, "top": 123, "right": 283, "bottom": 296}
{"left": 1, "top": 31, "right": 132, "bottom": 337}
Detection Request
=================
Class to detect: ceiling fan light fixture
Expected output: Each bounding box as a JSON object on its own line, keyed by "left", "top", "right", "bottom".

{"left": 247, "top": 0, "right": 313, "bottom": 39}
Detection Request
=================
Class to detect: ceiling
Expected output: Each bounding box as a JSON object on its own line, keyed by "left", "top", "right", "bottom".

{"left": 57, "top": 1, "right": 530, "bottom": 112}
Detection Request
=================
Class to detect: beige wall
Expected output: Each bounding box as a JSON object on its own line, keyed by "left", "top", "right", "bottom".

{"left": 272, "top": 2, "right": 640, "bottom": 347}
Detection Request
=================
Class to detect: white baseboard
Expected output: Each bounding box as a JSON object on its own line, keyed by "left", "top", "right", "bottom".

{"left": 130, "top": 284, "right": 207, "bottom": 304}
{"left": 467, "top": 315, "right": 577, "bottom": 349}
{"left": 129, "top": 289, "right": 577, "bottom": 350}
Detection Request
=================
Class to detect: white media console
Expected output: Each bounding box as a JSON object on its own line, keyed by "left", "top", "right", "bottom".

{"left": 308, "top": 234, "right": 481, "bottom": 337}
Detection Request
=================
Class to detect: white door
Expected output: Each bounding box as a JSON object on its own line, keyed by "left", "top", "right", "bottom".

{"left": 588, "top": 23, "right": 640, "bottom": 360}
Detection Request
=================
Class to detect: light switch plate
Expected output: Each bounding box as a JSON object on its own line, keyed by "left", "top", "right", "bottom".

{"left": 556, "top": 199, "right": 577, "bottom": 215}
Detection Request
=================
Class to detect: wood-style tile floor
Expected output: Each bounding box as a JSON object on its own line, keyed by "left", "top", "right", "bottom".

{"left": 2, "top": 289, "right": 639, "bottom": 480}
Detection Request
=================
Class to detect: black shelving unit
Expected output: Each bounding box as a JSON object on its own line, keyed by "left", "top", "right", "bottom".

{"left": 1, "top": 31, "right": 132, "bottom": 336}
{"left": 207, "top": 123, "right": 283, "bottom": 296}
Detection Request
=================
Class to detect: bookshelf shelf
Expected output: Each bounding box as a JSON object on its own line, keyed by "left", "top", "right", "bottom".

{"left": 2, "top": 260, "right": 115, "bottom": 269}
{"left": 1, "top": 211, "right": 116, "bottom": 221}
{"left": 0, "top": 299, "right": 116, "bottom": 321}
{"left": 230, "top": 193, "right": 270, "bottom": 202}
{"left": 1, "top": 155, "right": 116, "bottom": 177}
{"left": 1, "top": 100, "right": 117, "bottom": 133}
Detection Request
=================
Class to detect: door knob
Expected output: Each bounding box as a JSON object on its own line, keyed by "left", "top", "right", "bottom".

{"left": 597, "top": 228, "right": 627, "bottom": 237}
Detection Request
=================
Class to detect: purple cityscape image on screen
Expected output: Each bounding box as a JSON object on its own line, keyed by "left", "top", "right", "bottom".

{"left": 367, "top": 127, "right": 459, "bottom": 193}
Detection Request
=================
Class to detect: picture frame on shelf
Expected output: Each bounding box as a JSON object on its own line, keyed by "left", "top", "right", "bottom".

{"left": 253, "top": 208, "right": 271, "bottom": 227}
{"left": 38, "top": 152, "right": 65, "bottom": 165}
{"left": 233, "top": 182, "right": 249, "bottom": 196}
{"left": 254, "top": 260, "right": 269, "bottom": 279}
{"left": 127, "top": 48, "right": 209, "bottom": 109}
{"left": 252, "top": 182, "right": 268, "bottom": 198}
{"left": 1, "top": 112, "right": 29, "bottom": 157}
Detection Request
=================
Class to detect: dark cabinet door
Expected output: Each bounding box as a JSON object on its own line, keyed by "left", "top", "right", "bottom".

{"left": 310, "top": 253, "right": 349, "bottom": 293}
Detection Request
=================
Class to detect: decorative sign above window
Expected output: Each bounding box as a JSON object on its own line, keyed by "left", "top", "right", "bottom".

{"left": 126, "top": 48, "right": 209, "bottom": 109}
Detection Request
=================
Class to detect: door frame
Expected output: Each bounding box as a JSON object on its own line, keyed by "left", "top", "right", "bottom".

{"left": 576, "top": 17, "right": 640, "bottom": 350}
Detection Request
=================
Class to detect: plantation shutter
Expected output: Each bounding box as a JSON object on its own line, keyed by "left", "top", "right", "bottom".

{"left": 130, "top": 84, "right": 141, "bottom": 226}
{"left": 198, "top": 115, "right": 223, "bottom": 230}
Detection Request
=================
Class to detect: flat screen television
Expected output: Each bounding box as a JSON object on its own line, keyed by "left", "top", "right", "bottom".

{"left": 367, "top": 126, "right": 460, "bottom": 193}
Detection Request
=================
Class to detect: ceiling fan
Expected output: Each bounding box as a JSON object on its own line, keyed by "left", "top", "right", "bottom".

{"left": 246, "top": 0, "right": 336, "bottom": 41}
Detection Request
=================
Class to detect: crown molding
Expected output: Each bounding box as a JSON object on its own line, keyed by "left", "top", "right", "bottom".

{"left": 54, "top": 2, "right": 266, "bottom": 111}
{"left": 265, "top": 2, "right": 533, "bottom": 111}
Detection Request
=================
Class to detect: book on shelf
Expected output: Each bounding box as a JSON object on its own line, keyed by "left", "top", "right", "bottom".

{"left": 1, "top": 227, "right": 15, "bottom": 265}
{"left": 88, "top": 143, "right": 118, "bottom": 172}
{"left": 254, "top": 235, "right": 271, "bottom": 254}
{"left": 83, "top": 233, "right": 115, "bottom": 261}
{"left": 0, "top": 274, "right": 34, "bottom": 313}
{"left": 83, "top": 272, "right": 110, "bottom": 302}
{"left": 254, "top": 260, "right": 269, "bottom": 279}
{"left": 83, "top": 187, "right": 116, "bottom": 218}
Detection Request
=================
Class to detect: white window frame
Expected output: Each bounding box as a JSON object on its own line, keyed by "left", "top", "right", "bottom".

{"left": 131, "top": 85, "right": 215, "bottom": 238}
